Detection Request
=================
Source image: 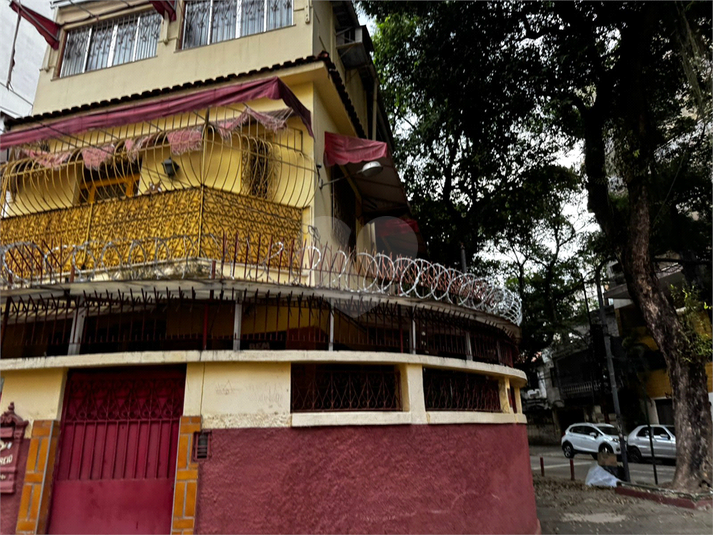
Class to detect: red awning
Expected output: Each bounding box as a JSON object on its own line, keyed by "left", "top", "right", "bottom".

{"left": 324, "top": 131, "right": 389, "bottom": 167}
{"left": 10, "top": 0, "right": 61, "bottom": 50}
{"left": 323, "top": 132, "right": 408, "bottom": 217}
{"left": 0, "top": 77, "right": 313, "bottom": 148}
{"left": 150, "top": 0, "right": 176, "bottom": 22}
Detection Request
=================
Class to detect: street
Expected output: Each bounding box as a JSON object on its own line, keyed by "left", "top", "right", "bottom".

{"left": 530, "top": 445, "right": 676, "bottom": 485}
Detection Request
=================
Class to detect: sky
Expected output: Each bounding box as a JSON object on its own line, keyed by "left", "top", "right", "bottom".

{"left": 0, "top": 0, "right": 53, "bottom": 120}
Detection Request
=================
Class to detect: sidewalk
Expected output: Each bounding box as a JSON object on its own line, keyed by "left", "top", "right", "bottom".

{"left": 534, "top": 476, "right": 712, "bottom": 534}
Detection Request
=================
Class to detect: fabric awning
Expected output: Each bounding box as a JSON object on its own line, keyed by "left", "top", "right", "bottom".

{"left": 0, "top": 77, "right": 313, "bottom": 148}
{"left": 10, "top": 0, "right": 61, "bottom": 50}
{"left": 150, "top": 0, "right": 177, "bottom": 21}
{"left": 323, "top": 132, "right": 409, "bottom": 217}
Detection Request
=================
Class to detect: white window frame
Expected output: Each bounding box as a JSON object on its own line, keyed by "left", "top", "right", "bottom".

{"left": 182, "top": 0, "right": 292, "bottom": 49}
{"left": 60, "top": 11, "right": 161, "bottom": 77}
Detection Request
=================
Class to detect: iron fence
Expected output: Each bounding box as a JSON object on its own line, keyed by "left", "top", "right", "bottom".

{"left": 1, "top": 291, "right": 519, "bottom": 365}
{"left": 423, "top": 368, "right": 501, "bottom": 412}
{"left": 291, "top": 364, "right": 402, "bottom": 412}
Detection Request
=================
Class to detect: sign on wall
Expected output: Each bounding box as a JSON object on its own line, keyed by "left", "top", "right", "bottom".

{"left": 0, "top": 403, "right": 28, "bottom": 493}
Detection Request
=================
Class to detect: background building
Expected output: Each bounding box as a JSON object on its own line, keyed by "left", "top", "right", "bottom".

{"left": 0, "top": 2, "right": 537, "bottom": 534}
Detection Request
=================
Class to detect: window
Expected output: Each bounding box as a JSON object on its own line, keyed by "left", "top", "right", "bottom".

{"left": 652, "top": 426, "right": 669, "bottom": 439}
{"left": 241, "top": 137, "right": 273, "bottom": 199}
{"left": 60, "top": 12, "right": 162, "bottom": 77}
{"left": 423, "top": 368, "right": 501, "bottom": 412}
{"left": 78, "top": 160, "right": 141, "bottom": 205}
{"left": 182, "top": 0, "right": 293, "bottom": 49}
{"left": 291, "top": 364, "right": 402, "bottom": 412}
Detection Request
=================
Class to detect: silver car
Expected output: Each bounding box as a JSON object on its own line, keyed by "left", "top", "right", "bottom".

{"left": 627, "top": 425, "right": 676, "bottom": 462}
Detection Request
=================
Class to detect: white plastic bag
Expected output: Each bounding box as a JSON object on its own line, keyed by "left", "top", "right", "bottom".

{"left": 585, "top": 463, "right": 621, "bottom": 487}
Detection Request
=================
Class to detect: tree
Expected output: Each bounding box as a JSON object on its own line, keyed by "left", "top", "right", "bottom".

{"left": 363, "top": 1, "right": 712, "bottom": 490}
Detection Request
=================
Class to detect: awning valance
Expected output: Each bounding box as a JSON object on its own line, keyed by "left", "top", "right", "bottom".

{"left": 0, "top": 77, "right": 313, "bottom": 149}
{"left": 323, "top": 132, "right": 408, "bottom": 217}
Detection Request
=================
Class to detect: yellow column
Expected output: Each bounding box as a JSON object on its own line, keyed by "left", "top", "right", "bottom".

{"left": 499, "top": 377, "right": 513, "bottom": 414}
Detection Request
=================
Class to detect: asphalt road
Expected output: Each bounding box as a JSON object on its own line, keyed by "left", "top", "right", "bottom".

{"left": 529, "top": 445, "right": 676, "bottom": 486}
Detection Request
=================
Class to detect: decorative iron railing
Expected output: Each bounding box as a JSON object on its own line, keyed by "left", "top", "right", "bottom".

{"left": 291, "top": 364, "right": 402, "bottom": 412}
{"left": 0, "top": 234, "right": 523, "bottom": 326}
{"left": 423, "top": 368, "right": 502, "bottom": 412}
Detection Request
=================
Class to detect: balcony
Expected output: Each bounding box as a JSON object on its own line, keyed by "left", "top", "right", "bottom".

{"left": 1, "top": 103, "right": 311, "bottom": 282}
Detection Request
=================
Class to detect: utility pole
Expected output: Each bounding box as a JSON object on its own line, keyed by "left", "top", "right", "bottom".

{"left": 594, "top": 263, "right": 631, "bottom": 482}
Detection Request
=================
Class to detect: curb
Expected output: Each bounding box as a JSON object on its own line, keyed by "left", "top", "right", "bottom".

{"left": 615, "top": 483, "right": 713, "bottom": 510}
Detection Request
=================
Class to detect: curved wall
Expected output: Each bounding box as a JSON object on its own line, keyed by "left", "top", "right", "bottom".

{"left": 195, "top": 424, "right": 538, "bottom": 534}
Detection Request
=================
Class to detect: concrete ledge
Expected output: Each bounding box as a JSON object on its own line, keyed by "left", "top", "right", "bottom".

{"left": 291, "top": 411, "right": 413, "bottom": 428}
{"left": 615, "top": 482, "right": 713, "bottom": 510}
{"left": 1, "top": 349, "right": 526, "bottom": 385}
{"left": 427, "top": 411, "right": 526, "bottom": 425}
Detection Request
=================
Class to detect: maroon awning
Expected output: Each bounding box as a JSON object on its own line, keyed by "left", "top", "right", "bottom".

{"left": 0, "top": 77, "right": 313, "bottom": 148}
{"left": 323, "top": 132, "right": 408, "bottom": 216}
{"left": 324, "top": 131, "right": 389, "bottom": 167}
{"left": 150, "top": 0, "right": 176, "bottom": 22}
{"left": 10, "top": 0, "right": 61, "bottom": 50}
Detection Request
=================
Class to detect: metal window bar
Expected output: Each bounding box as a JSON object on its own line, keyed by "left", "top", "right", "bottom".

{"left": 291, "top": 363, "right": 402, "bottom": 412}
{"left": 182, "top": 0, "right": 291, "bottom": 49}
{"left": 0, "top": 295, "right": 75, "bottom": 358}
{"left": 60, "top": 11, "right": 161, "bottom": 77}
{"left": 423, "top": 368, "right": 501, "bottom": 412}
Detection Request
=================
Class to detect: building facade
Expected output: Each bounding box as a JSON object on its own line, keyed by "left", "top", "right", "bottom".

{"left": 0, "top": 2, "right": 537, "bottom": 534}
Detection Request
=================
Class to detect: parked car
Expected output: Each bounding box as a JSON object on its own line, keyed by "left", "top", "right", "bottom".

{"left": 561, "top": 423, "right": 622, "bottom": 458}
{"left": 627, "top": 425, "right": 676, "bottom": 462}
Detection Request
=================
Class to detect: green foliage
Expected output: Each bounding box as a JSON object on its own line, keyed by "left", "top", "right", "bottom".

{"left": 670, "top": 284, "right": 713, "bottom": 363}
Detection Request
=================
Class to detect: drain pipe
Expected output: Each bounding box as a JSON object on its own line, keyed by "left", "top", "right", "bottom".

{"left": 594, "top": 263, "right": 631, "bottom": 482}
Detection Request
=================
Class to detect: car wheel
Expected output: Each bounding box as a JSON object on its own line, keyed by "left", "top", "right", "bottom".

{"left": 562, "top": 442, "right": 575, "bottom": 458}
{"left": 628, "top": 446, "right": 642, "bottom": 463}
{"left": 599, "top": 444, "right": 614, "bottom": 454}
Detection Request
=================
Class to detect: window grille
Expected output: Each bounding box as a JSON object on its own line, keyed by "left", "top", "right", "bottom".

{"left": 291, "top": 364, "right": 402, "bottom": 412}
{"left": 423, "top": 368, "right": 501, "bottom": 412}
{"left": 60, "top": 11, "right": 162, "bottom": 77}
{"left": 241, "top": 136, "right": 274, "bottom": 199}
{"left": 182, "top": 0, "right": 292, "bottom": 49}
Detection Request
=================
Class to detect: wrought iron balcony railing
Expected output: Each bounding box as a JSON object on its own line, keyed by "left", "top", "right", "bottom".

{"left": 0, "top": 102, "right": 522, "bottom": 325}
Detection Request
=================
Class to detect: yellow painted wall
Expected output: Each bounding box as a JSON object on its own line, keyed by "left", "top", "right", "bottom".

{"left": 198, "top": 362, "right": 291, "bottom": 428}
{"left": 33, "top": 0, "right": 315, "bottom": 114}
{"left": 0, "top": 369, "right": 67, "bottom": 437}
{"left": 645, "top": 361, "right": 713, "bottom": 399}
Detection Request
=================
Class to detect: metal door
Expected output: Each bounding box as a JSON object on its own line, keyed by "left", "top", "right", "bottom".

{"left": 48, "top": 367, "right": 185, "bottom": 534}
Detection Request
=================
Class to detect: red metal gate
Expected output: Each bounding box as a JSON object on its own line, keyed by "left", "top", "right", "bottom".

{"left": 48, "top": 367, "right": 185, "bottom": 534}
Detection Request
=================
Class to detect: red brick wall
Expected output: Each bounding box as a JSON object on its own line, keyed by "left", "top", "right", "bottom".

{"left": 194, "top": 424, "right": 538, "bottom": 534}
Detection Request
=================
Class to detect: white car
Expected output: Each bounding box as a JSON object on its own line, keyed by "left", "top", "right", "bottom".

{"left": 627, "top": 425, "right": 676, "bottom": 462}
{"left": 561, "top": 423, "right": 621, "bottom": 458}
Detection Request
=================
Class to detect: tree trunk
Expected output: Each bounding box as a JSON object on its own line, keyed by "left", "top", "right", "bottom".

{"left": 618, "top": 178, "right": 712, "bottom": 491}
{"left": 586, "top": 153, "right": 713, "bottom": 490}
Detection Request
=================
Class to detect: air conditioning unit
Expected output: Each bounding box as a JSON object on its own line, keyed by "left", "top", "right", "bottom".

{"left": 336, "top": 26, "right": 373, "bottom": 70}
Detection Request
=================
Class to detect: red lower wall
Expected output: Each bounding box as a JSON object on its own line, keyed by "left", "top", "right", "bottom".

{"left": 1, "top": 441, "right": 30, "bottom": 535}
{"left": 194, "top": 424, "right": 537, "bottom": 534}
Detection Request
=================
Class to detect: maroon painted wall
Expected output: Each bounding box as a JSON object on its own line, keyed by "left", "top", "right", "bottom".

{"left": 194, "top": 424, "right": 538, "bottom": 534}
{"left": 1, "top": 440, "right": 30, "bottom": 535}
